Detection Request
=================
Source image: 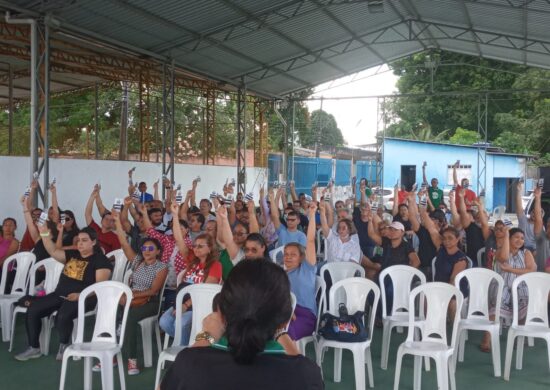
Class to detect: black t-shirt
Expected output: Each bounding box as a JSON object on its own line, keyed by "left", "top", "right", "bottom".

{"left": 62, "top": 229, "right": 79, "bottom": 247}
{"left": 161, "top": 347, "right": 324, "bottom": 390}
{"left": 464, "top": 223, "right": 484, "bottom": 267}
{"left": 393, "top": 215, "right": 412, "bottom": 232}
{"left": 381, "top": 237, "right": 414, "bottom": 270}
{"left": 32, "top": 239, "right": 50, "bottom": 261}
{"left": 54, "top": 250, "right": 113, "bottom": 296}
{"left": 416, "top": 226, "right": 437, "bottom": 268}
{"left": 352, "top": 207, "right": 375, "bottom": 257}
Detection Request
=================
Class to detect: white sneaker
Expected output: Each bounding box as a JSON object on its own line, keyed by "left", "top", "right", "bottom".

{"left": 127, "top": 358, "right": 140, "bottom": 375}
{"left": 92, "top": 358, "right": 118, "bottom": 372}
{"left": 15, "top": 347, "right": 42, "bottom": 361}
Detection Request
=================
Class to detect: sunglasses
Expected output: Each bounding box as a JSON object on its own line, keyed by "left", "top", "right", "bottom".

{"left": 192, "top": 243, "right": 209, "bottom": 249}
{"left": 286, "top": 218, "right": 298, "bottom": 222}
{"left": 141, "top": 245, "right": 157, "bottom": 252}
{"left": 64, "top": 217, "right": 73, "bottom": 221}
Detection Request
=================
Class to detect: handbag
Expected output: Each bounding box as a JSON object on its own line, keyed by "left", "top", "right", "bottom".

{"left": 318, "top": 303, "right": 369, "bottom": 342}
{"left": 130, "top": 295, "right": 150, "bottom": 307}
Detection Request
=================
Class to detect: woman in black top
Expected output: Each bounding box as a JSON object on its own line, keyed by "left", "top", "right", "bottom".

{"left": 160, "top": 260, "right": 324, "bottom": 390}
{"left": 14, "top": 225, "right": 112, "bottom": 362}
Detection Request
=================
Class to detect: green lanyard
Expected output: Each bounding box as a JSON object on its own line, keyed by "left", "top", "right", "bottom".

{"left": 212, "top": 337, "right": 286, "bottom": 354}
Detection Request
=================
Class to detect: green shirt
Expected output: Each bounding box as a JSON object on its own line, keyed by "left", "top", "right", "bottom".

{"left": 213, "top": 336, "right": 285, "bottom": 354}
{"left": 428, "top": 187, "right": 444, "bottom": 208}
{"left": 219, "top": 249, "right": 233, "bottom": 281}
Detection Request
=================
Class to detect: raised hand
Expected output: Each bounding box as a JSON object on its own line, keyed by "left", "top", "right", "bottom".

{"left": 308, "top": 201, "right": 318, "bottom": 216}
{"left": 170, "top": 201, "right": 179, "bottom": 215}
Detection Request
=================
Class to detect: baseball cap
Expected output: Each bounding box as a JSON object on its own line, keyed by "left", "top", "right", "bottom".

{"left": 389, "top": 221, "right": 405, "bottom": 231}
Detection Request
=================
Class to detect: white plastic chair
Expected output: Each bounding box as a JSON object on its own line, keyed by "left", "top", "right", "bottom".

{"left": 454, "top": 268, "right": 504, "bottom": 377}
{"left": 138, "top": 275, "right": 168, "bottom": 367}
{"left": 154, "top": 283, "right": 222, "bottom": 389}
{"left": 59, "top": 281, "right": 132, "bottom": 390}
{"left": 319, "top": 262, "right": 365, "bottom": 312}
{"left": 0, "top": 252, "right": 36, "bottom": 342}
{"left": 316, "top": 278, "right": 380, "bottom": 390}
{"left": 431, "top": 256, "right": 473, "bottom": 281}
{"left": 297, "top": 275, "right": 325, "bottom": 355}
{"left": 379, "top": 265, "right": 427, "bottom": 370}
{"left": 393, "top": 282, "right": 463, "bottom": 390}
{"left": 503, "top": 272, "right": 550, "bottom": 381}
{"left": 9, "top": 258, "right": 64, "bottom": 354}
{"left": 477, "top": 248, "right": 486, "bottom": 269}
{"left": 269, "top": 246, "right": 285, "bottom": 266}
{"left": 106, "top": 249, "right": 128, "bottom": 282}
{"left": 316, "top": 229, "right": 324, "bottom": 259}
{"left": 492, "top": 205, "right": 506, "bottom": 222}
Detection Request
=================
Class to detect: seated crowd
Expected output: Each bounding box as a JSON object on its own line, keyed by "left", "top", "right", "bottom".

{"left": 0, "top": 161, "right": 549, "bottom": 387}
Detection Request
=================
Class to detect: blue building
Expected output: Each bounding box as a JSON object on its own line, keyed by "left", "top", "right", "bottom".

{"left": 382, "top": 138, "right": 530, "bottom": 211}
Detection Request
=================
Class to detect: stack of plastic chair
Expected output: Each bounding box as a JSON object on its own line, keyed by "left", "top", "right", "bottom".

{"left": 9, "top": 257, "right": 64, "bottom": 354}
{"left": 454, "top": 268, "right": 504, "bottom": 377}
{"left": 316, "top": 278, "right": 380, "bottom": 390}
{"left": 59, "top": 281, "right": 132, "bottom": 390}
{"left": 504, "top": 272, "right": 550, "bottom": 381}
{"left": 0, "top": 252, "right": 36, "bottom": 342}
{"left": 379, "top": 265, "right": 426, "bottom": 370}
{"left": 394, "top": 282, "right": 463, "bottom": 390}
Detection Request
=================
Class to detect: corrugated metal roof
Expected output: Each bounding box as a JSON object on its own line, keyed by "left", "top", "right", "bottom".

{"left": 1, "top": 0, "right": 550, "bottom": 98}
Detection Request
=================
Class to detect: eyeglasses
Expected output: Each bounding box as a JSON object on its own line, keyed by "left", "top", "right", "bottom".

{"left": 192, "top": 243, "right": 209, "bottom": 249}
{"left": 141, "top": 245, "right": 156, "bottom": 252}
{"left": 64, "top": 217, "right": 73, "bottom": 221}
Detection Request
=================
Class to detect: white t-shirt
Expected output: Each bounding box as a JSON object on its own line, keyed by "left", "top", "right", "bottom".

{"left": 325, "top": 229, "right": 362, "bottom": 263}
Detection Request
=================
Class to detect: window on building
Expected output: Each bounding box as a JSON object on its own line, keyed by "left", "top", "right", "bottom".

{"left": 447, "top": 164, "right": 472, "bottom": 186}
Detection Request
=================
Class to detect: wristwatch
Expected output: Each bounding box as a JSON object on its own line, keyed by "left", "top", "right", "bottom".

{"left": 195, "top": 331, "right": 216, "bottom": 345}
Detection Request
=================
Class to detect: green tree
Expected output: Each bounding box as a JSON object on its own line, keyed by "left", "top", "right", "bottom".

{"left": 448, "top": 127, "right": 480, "bottom": 145}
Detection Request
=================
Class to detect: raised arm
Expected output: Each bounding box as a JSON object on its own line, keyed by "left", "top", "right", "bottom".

{"left": 458, "top": 189, "right": 472, "bottom": 229}
{"left": 95, "top": 188, "right": 108, "bottom": 217}
{"left": 496, "top": 226, "right": 510, "bottom": 262}
{"left": 190, "top": 179, "right": 198, "bottom": 208}
{"left": 217, "top": 206, "right": 240, "bottom": 259}
{"left": 408, "top": 191, "right": 421, "bottom": 233}
{"left": 452, "top": 160, "right": 459, "bottom": 186}
{"left": 171, "top": 203, "right": 190, "bottom": 259}
{"left": 119, "top": 197, "right": 134, "bottom": 233}
{"left": 179, "top": 190, "right": 192, "bottom": 222}
{"left": 318, "top": 200, "right": 330, "bottom": 238}
{"left": 21, "top": 197, "right": 40, "bottom": 243}
{"left": 269, "top": 189, "right": 282, "bottom": 229}
{"left": 367, "top": 211, "right": 382, "bottom": 246}
{"left": 85, "top": 186, "right": 98, "bottom": 226}
{"left": 474, "top": 197, "right": 491, "bottom": 240}
{"left": 305, "top": 202, "right": 317, "bottom": 266}
{"left": 533, "top": 187, "right": 543, "bottom": 236}
{"left": 49, "top": 182, "right": 60, "bottom": 223}
{"left": 422, "top": 161, "right": 428, "bottom": 185}
{"left": 392, "top": 183, "right": 399, "bottom": 217}
{"left": 515, "top": 181, "right": 525, "bottom": 218}
{"left": 153, "top": 179, "right": 160, "bottom": 201}
{"left": 448, "top": 191, "right": 461, "bottom": 228}
{"left": 37, "top": 223, "right": 66, "bottom": 262}
{"left": 420, "top": 205, "right": 442, "bottom": 248}
{"left": 247, "top": 200, "right": 259, "bottom": 234}
{"left": 113, "top": 210, "right": 137, "bottom": 261}
{"left": 289, "top": 181, "right": 298, "bottom": 202}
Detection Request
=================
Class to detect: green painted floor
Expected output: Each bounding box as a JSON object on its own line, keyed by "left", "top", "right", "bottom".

{"left": 2, "top": 321, "right": 550, "bottom": 390}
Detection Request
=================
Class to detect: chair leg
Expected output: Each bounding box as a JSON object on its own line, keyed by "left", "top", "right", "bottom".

{"left": 365, "top": 347, "right": 374, "bottom": 388}
{"left": 393, "top": 349, "right": 404, "bottom": 390}
{"left": 413, "top": 355, "right": 422, "bottom": 390}
{"left": 381, "top": 323, "right": 391, "bottom": 369}
{"left": 9, "top": 310, "right": 19, "bottom": 352}
{"left": 155, "top": 356, "right": 165, "bottom": 390}
{"left": 546, "top": 338, "right": 550, "bottom": 372}
{"left": 334, "top": 348, "right": 342, "bottom": 382}
{"left": 516, "top": 336, "right": 525, "bottom": 370}
{"left": 155, "top": 323, "right": 162, "bottom": 354}
{"left": 435, "top": 357, "right": 449, "bottom": 390}
{"left": 503, "top": 330, "right": 516, "bottom": 381}
{"left": 0, "top": 303, "right": 13, "bottom": 342}
{"left": 528, "top": 337, "right": 534, "bottom": 347}
{"left": 448, "top": 356, "right": 457, "bottom": 390}
{"left": 352, "top": 348, "right": 366, "bottom": 390}
{"left": 100, "top": 355, "right": 115, "bottom": 390}
{"left": 117, "top": 352, "right": 126, "bottom": 390}
{"left": 84, "top": 356, "right": 93, "bottom": 390}
{"left": 141, "top": 323, "right": 152, "bottom": 368}
{"left": 59, "top": 353, "right": 69, "bottom": 390}
{"left": 458, "top": 329, "right": 466, "bottom": 362}
{"left": 490, "top": 330, "right": 501, "bottom": 377}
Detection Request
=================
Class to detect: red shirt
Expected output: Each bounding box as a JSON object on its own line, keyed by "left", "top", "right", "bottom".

{"left": 20, "top": 228, "right": 36, "bottom": 251}
{"left": 397, "top": 190, "right": 409, "bottom": 206}
{"left": 180, "top": 260, "right": 222, "bottom": 285}
{"left": 455, "top": 185, "right": 476, "bottom": 210}
{"left": 89, "top": 220, "right": 121, "bottom": 254}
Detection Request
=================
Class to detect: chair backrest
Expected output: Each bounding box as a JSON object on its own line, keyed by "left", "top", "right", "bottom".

{"left": 455, "top": 268, "right": 504, "bottom": 322}
{"left": 431, "top": 255, "right": 473, "bottom": 281}
{"left": 75, "top": 281, "right": 132, "bottom": 346}
{"left": 269, "top": 246, "right": 285, "bottom": 266}
{"left": 0, "top": 252, "right": 36, "bottom": 295}
{"left": 406, "top": 282, "right": 463, "bottom": 347}
{"left": 379, "top": 265, "right": 426, "bottom": 319}
{"left": 314, "top": 275, "right": 325, "bottom": 331}
{"left": 512, "top": 272, "right": 550, "bottom": 328}
{"left": 320, "top": 262, "right": 365, "bottom": 311}
{"left": 28, "top": 258, "right": 64, "bottom": 295}
{"left": 316, "top": 229, "right": 323, "bottom": 257}
{"left": 492, "top": 205, "right": 506, "bottom": 220}
{"left": 323, "top": 238, "right": 328, "bottom": 261}
{"left": 123, "top": 269, "right": 133, "bottom": 286}
{"left": 173, "top": 283, "right": 222, "bottom": 347}
{"left": 476, "top": 248, "right": 486, "bottom": 268}
{"left": 106, "top": 249, "right": 128, "bottom": 282}
{"left": 328, "top": 278, "right": 380, "bottom": 342}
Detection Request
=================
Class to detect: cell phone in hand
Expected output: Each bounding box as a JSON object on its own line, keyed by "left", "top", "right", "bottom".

{"left": 33, "top": 171, "right": 39, "bottom": 180}
{"left": 538, "top": 178, "right": 545, "bottom": 189}
{"left": 504, "top": 219, "right": 513, "bottom": 227}
{"left": 210, "top": 191, "right": 218, "bottom": 200}
{"left": 245, "top": 192, "right": 254, "bottom": 202}
{"left": 371, "top": 202, "right": 379, "bottom": 212}
{"left": 60, "top": 213, "right": 66, "bottom": 225}
{"left": 194, "top": 176, "right": 201, "bottom": 183}
{"left": 23, "top": 187, "right": 31, "bottom": 198}
{"left": 113, "top": 198, "right": 123, "bottom": 212}
{"left": 132, "top": 190, "right": 140, "bottom": 200}
{"left": 411, "top": 182, "right": 417, "bottom": 192}
{"left": 175, "top": 191, "right": 184, "bottom": 205}
{"left": 38, "top": 211, "right": 48, "bottom": 227}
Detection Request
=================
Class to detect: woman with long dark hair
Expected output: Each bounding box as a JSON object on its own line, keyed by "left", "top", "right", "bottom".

{"left": 159, "top": 202, "right": 222, "bottom": 347}
{"left": 14, "top": 225, "right": 112, "bottom": 362}
{"left": 160, "top": 260, "right": 323, "bottom": 390}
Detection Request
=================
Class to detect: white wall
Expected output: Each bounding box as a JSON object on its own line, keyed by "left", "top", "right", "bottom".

{"left": 0, "top": 156, "right": 266, "bottom": 240}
